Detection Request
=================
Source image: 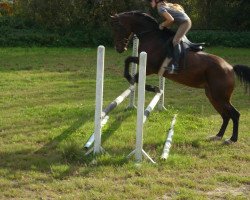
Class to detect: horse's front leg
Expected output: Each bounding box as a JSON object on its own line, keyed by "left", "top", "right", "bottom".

{"left": 124, "top": 56, "right": 139, "bottom": 84}
{"left": 134, "top": 73, "right": 161, "bottom": 93}
{"left": 125, "top": 56, "right": 160, "bottom": 93}
{"left": 145, "top": 84, "right": 161, "bottom": 93}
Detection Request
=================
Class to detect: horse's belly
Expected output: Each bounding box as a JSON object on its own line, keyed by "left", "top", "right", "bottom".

{"left": 164, "top": 73, "right": 206, "bottom": 88}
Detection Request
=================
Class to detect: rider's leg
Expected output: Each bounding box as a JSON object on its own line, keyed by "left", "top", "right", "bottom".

{"left": 169, "top": 19, "right": 191, "bottom": 74}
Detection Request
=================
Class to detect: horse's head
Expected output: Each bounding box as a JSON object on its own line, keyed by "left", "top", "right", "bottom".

{"left": 110, "top": 14, "right": 133, "bottom": 53}
{"left": 110, "top": 11, "right": 164, "bottom": 53}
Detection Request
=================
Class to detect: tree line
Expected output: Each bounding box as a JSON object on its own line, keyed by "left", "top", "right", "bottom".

{"left": 14, "top": 0, "right": 249, "bottom": 31}
{"left": 0, "top": 0, "right": 249, "bottom": 47}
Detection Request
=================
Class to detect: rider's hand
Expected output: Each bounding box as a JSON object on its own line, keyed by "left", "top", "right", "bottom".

{"left": 173, "top": 37, "right": 181, "bottom": 46}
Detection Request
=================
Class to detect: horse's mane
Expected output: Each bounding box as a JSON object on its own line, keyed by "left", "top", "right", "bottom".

{"left": 117, "top": 11, "right": 175, "bottom": 36}
{"left": 117, "top": 11, "right": 159, "bottom": 28}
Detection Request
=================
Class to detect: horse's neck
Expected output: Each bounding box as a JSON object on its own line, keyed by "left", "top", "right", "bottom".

{"left": 137, "top": 31, "right": 174, "bottom": 61}
{"left": 127, "top": 16, "right": 173, "bottom": 53}
{"left": 130, "top": 18, "right": 172, "bottom": 40}
{"left": 129, "top": 18, "right": 155, "bottom": 35}
{"left": 131, "top": 25, "right": 146, "bottom": 35}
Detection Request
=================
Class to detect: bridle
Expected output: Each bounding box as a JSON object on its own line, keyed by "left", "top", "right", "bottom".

{"left": 116, "top": 33, "right": 133, "bottom": 50}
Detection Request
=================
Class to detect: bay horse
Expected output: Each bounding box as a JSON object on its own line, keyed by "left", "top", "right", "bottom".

{"left": 110, "top": 11, "right": 250, "bottom": 144}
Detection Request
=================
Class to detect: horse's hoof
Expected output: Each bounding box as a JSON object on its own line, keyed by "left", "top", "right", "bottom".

{"left": 223, "top": 139, "right": 235, "bottom": 145}
{"left": 129, "top": 79, "right": 135, "bottom": 85}
{"left": 154, "top": 86, "right": 161, "bottom": 93}
{"left": 168, "top": 69, "right": 178, "bottom": 75}
{"left": 207, "top": 135, "right": 222, "bottom": 141}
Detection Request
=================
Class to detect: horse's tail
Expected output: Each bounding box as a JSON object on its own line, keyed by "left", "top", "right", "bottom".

{"left": 233, "top": 65, "right": 250, "bottom": 93}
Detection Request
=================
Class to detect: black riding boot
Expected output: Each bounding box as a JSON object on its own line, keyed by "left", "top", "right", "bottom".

{"left": 168, "top": 44, "right": 181, "bottom": 74}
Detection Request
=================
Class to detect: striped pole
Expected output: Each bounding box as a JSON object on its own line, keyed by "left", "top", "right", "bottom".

{"left": 161, "top": 114, "right": 177, "bottom": 159}
{"left": 104, "top": 86, "right": 135, "bottom": 115}
{"left": 143, "top": 92, "right": 163, "bottom": 123}
{"left": 84, "top": 86, "right": 134, "bottom": 149}
{"left": 128, "top": 35, "right": 139, "bottom": 108}
{"left": 84, "top": 116, "right": 109, "bottom": 150}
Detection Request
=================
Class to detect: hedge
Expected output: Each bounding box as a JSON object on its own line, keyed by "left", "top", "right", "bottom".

{"left": 0, "top": 16, "right": 249, "bottom": 48}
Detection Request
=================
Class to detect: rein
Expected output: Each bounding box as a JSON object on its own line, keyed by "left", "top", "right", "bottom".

{"left": 136, "top": 29, "right": 157, "bottom": 38}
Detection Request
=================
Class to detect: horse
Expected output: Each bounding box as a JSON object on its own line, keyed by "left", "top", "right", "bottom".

{"left": 110, "top": 11, "right": 250, "bottom": 144}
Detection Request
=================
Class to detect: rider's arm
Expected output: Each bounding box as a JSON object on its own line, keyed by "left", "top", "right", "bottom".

{"left": 160, "top": 12, "right": 174, "bottom": 29}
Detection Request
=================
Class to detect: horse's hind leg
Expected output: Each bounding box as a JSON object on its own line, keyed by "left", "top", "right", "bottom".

{"left": 205, "top": 87, "right": 240, "bottom": 143}
{"left": 206, "top": 88, "right": 230, "bottom": 141}
{"left": 211, "top": 115, "right": 230, "bottom": 141}
{"left": 215, "top": 103, "right": 240, "bottom": 143}
{"left": 226, "top": 105, "right": 240, "bottom": 143}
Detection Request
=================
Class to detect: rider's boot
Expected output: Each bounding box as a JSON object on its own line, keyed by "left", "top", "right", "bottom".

{"left": 168, "top": 43, "right": 181, "bottom": 74}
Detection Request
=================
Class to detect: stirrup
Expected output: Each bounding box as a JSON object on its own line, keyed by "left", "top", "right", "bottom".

{"left": 167, "top": 64, "right": 179, "bottom": 74}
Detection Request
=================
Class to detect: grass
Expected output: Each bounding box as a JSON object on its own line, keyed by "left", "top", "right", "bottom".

{"left": 0, "top": 46, "right": 249, "bottom": 199}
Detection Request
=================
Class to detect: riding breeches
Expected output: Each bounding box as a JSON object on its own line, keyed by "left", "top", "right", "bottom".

{"left": 173, "top": 19, "right": 192, "bottom": 46}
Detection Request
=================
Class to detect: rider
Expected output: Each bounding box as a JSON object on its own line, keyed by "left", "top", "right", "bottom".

{"left": 147, "top": 0, "right": 192, "bottom": 74}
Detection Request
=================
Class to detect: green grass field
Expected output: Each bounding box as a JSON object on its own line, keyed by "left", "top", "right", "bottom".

{"left": 0, "top": 47, "right": 249, "bottom": 199}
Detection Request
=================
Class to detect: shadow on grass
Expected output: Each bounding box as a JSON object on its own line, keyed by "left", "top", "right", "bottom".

{"left": 0, "top": 109, "right": 135, "bottom": 180}
{"left": 0, "top": 114, "right": 87, "bottom": 178}
{"left": 79, "top": 110, "right": 135, "bottom": 164}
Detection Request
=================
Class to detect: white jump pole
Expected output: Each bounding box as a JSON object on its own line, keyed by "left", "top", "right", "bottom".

{"left": 85, "top": 86, "right": 135, "bottom": 150}
{"left": 158, "top": 76, "right": 166, "bottom": 110}
{"left": 128, "top": 52, "right": 156, "bottom": 164}
{"left": 128, "top": 35, "right": 139, "bottom": 109}
{"left": 135, "top": 52, "right": 147, "bottom": 162}
{"left": 93, "top": 45, "right": 105, "bottom": 154}
{"left": 86, "top": 38, "right": 166, "bottom": 158}
{"left": 161, "top": 114, "right": 177, "bottom": 159}
{"left": 85, "top": 37, "right": 138, "bottom": 150}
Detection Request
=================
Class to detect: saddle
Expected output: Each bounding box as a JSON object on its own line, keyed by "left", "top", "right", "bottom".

{"left": 165, "top": 36, "right": 205, "bottom": 72}
{"left": 182, "top": 36, "right": 205, "bottom": 52}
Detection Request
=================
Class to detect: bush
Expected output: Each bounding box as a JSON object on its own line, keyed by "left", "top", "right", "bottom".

{"left": 0, "top": 16, "right": 113, "bottom": 47}
{"left": 0, "top": 16, "right": 249, "bottom": 47}
{"left": 0, "top": 1, "right": 13, "bottom": 16}
{"left": 1, "top": 0, "right": 249, "bottom": 47}
{"left": 188, "top": 30, "right": 250, "bottom": 48}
